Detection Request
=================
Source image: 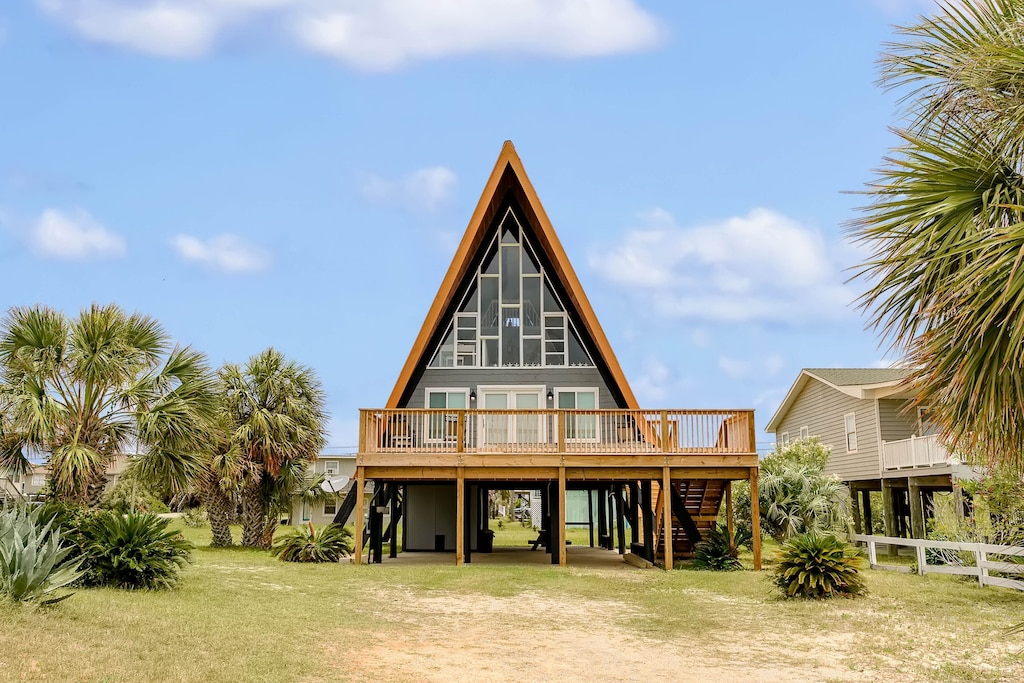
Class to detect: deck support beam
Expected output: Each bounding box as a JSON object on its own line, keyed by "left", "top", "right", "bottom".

{"left": 662, "top": 467, "right": 673, "bottom": 571}
{"left": 726, "top": 481, "right": 734, "bottom": 550}
{"left": 750, "top": 466, "right": 761, "bottom": 571}
{"left": 614, "top": 484, "right": 626, "bottom": 554}
{"left": 456, "top": 468, "right": 465, "bottom": 566}
{"left": 353, "top": 466, "right": 364, "bottom": 566}
{"left": 862, "top": 489, "right": 873, "bottom": 534}
{"left": 851, "top": 486, "right": 862, "bottom": 535}
{"left": 641, "top": 480, "right": 654, "bottom": 563}
{"left": 558, "top": 466, "right": 567, "bottom": 566}
{"left": 909, "top": 478, "right": 924, "bottom": 539}
{"left": 389, "top": 483, "right": 399, "bottom": 559}
{"left": 882, "top": 478, "right": 898, "bottom": 556}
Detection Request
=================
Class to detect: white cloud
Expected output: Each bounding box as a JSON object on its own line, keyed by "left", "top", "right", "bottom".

{"left": 589, "top": 208, "right": 857, "bottom": 324}
{"left": 632, "top": 358, "right": 672, "bottom": 402}
{"left": 360, "top": 166, "right": 458, "bottom": 211}
{"left": 718, "top": 356, "right": 748, "bottom": 379}
{"left": 37, "top": 0, "right": 664, "bottom": 69}
{"left": 170, "top": 233, "right": 271, "bottom": 273}
{"left": 30, "top": 208, "right": 126, "bottom": 260}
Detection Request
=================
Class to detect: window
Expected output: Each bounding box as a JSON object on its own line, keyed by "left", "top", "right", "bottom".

{"left": 845, "top": 413, "right": 858, "bottom": 452}
{"left": 425, "top": 389, "right": 469, "bottom": 441}
{"left": 799, "top": 426, "right": 809, "bottom": 441}
{"left": 779, "top": 432, "right": 790, "bottom": 448}
{"left": 918, "top": 406, "right": 939, "bottom": 436}
{"left": 428, "top": 207, "right": 595, "bottom": 369}
{"left": 324, "top": 499, "right": 337, "bottom": 516}
{"left": 556, "top": 388, "right": 599, "bottom": 440}
{"left": 31, "top": 475, "right": 45, "bottom": 487}
{"left": 301, "top": 500, "right": 311, "bottom": 522}
{"left": 324, "top": 461, "right": 339, "bottom": 476}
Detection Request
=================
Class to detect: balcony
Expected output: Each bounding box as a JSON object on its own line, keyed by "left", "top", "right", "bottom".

{"left": 881, "top": 434, "right": 955, "bottom": 471}
{"left": 358, "top": 408, "right": 755, "bottom": 463}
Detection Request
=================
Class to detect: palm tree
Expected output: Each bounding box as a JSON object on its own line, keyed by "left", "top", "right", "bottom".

{"left": 853, "top": 0, "right": 1024, "bottom": 473}
{"left": 0, "top": 304, "right": 218, "bottom": 504}
{"left": 220, "top": 348, "right": 327, "bottom": 549}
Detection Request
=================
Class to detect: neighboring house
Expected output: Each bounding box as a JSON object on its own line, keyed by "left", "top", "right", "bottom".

{"left": 347, "top": 141, "right": 762, "bottom": 569}
{"left": 1, "top": 455, "right": 139, "bottom": 505}
{"left": 766, "top": 368, "right": 978, "bottom": 539}
{"left": 286, "top": 454, "right": 359, "bottom": 526}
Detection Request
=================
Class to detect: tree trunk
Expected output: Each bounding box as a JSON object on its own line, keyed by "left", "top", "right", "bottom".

{"left": 198, "top": 479, "right": 234, "bottom": 547}
{"left": 241, "top": 481, "right": 268, "bottom": 548}
{"left": 260, "top": 518, "right": 278, "bottom": 549}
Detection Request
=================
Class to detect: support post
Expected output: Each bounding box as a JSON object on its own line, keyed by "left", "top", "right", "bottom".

{"left": 402, "top": 485, "right": 409, "bottom": 551}
{"left": 662, "top": 467, "right": 673, "bottom": 571}
{"left": 726, "top": 481, "right": 734, "bottom": 550}
{"left": 587, "top": 488, "right": 595, "bottom": 548}
{"left": 353, "top": 466, "right": 364, "bottom": 565}
{"left": 750, "top": 466, "right": 761, "bottom": 571}
{"left": 456, "top": 469, "right": 465, "bottom": 566}
{"left": 615, "top": 484, "right": 626, "bottom": 555}
{"left": 558, "top": 467, "right": 567, "bottom": 566}
{"left": 851, "top": 486, "right": 862, "bottom": 535}
{"left": 882, "top": 478, "right": 897, "bottom": 556}
{"left": 389, "top": 483, "right": 399, "bottom": 558}
{"left": 909, "top": 478, "right": 924, "bottom": 539}
{"left": 629, "top": 482, "right": 640, "bottom": 545}
{"left": 953, "top": 481, "right": 965, "bottom": 523}
{"left": 641, "top": 480, "right": 654, "bottom": 563}
{"left": 597, "top": 486, "right": 608, "bottom": 549}
{"left": 464, "top": 482, "right": 472, "bottom": 564}
{"left": 862, "top": 489, "right": 873, "bottom": 534}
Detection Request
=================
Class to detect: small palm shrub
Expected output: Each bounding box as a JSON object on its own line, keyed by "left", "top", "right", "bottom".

{"left": 0, "top": 507, "right": 83, "bottom": 605}
{"left": 772, "top": 533, "right": 866, "bottom": 599}
{"left": 693, "top": 524, "right": 742, "bottom": 571}
{"left": 272, "top": 522, "right": 352, "bottom": 563}
{"left": 181, "top": 508, "right": 206, "bottom": 528}
{"left": 79, "top": 512, "right": 193, "bottom": 589}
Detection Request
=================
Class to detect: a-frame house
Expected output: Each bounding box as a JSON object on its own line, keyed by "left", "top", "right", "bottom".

{"left": 351, "top": 142, "right": 761, "bottom": 570}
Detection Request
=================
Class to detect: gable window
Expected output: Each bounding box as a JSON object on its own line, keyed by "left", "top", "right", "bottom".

{"left": 845, "top": 413, "right": 858, "bottom": 452}
{"left": 779, "top": 432, "right": 790, "bottom": 448}
{"left": 799, "top": 426, "right": 809, "bottom": 441}
{"left": 324, "top": 499, "right": 337, "bottom": 516}
{"left": 556, "top": 388, "right": 599, "bottom": 440}
{"left": 428, "top": 207, "right": 595, "bottom": 369}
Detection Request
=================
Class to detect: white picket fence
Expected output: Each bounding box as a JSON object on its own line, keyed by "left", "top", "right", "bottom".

{"left": 851, "top": 534, "right": 1024, "bottom": 591}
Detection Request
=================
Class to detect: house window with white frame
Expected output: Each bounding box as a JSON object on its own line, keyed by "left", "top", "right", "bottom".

{"left": 779, "top": 432, "right": 790, "bottom": 448}
{"left": 556, "top": 388, "right": 599, "bottom": 440}
{"left": 917, "top": 406, "right": 939, "bottom": 437}
{"left": 323, "top": 461, "right": 339, "bottom": 476}
{"left": 799, "top": 426, "right": 809, "bottom": 441}
{"left": 845, "top": 413, "right": 858, "bottom": 452}
{"left": 324, "top": 499, "right": 337, "bottom": 516}
{"left": 31, "top": 474, "right": 45, "bottom": 486}
{"left": 425, "top": 389, "right": 469, "bottom": 442}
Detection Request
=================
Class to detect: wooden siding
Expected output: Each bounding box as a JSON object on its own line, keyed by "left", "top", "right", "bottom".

{"left": 405, "top": 367, "right": 621, "bottom": 409}
{"left": 776, "top": 379, "right": 880, "bottom": 481}
{"left": 878, "top": 398, "right": 918, "bottom": 443}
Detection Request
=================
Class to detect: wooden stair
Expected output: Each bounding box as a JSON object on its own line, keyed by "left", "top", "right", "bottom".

{"left": 655, "top": 479, "right": 728, "bottom": 561}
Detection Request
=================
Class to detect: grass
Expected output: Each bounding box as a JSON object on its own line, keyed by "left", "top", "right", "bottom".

{"left": 0, "top": 523, "right": 1022, "bottom": 682}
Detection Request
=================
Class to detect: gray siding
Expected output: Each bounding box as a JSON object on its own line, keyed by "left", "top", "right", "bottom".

{"left": 775, "top": 379, "right": 881, "bottom": 482}
{"left": 878, "top": 399, "right": 917, "bottom": 443}
{"left": 405, "top": 367, "right": 621, "bottom": 409}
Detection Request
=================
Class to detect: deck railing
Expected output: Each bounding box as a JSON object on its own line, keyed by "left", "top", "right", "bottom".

{"left": 881, "top": 434, "right": 954, "bottom": 471}
{"left": 358, "top": 409, "right": 755, "bottom": 455}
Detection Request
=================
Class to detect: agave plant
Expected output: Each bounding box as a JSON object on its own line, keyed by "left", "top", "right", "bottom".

{"left": 79, "top": 511, "right": 193, "bottom": 590}
{"left": 272, "top": 522, "right": 352, "bottom": 563}
{"left": 693, "top": 524, "right": 742, "bottom": 571}
{"left": 772, "top": 533, "right": 866, "bottom": 600}
{"left": 0, "top": 506, "right": 83, "bottom": 605}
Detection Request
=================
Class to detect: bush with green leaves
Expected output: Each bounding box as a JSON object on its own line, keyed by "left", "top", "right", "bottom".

{"left": 100, "top": 474, "right": 170, "bottom": 515}
{"left": 181, "top": 508, "right": 206, "bottom": 528}
{"left": 0, "top": 506, "right": 83, "bottom": 605}
{"left": 733, "top": 438, "right": 850, "bottom": 542}
{"left": 692, "top": 524, "right": 742, "bottom": 571}
{"left": 78, "top": 511, "right": 193, "bottom": 589}
{"left": 272, "top": 522, "right": 352, "bottom": 563}
{"left": 772, "top": 532, "right": 865, "bottom": 600}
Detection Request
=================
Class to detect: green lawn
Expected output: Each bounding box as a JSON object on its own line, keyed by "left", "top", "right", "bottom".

{"left": 1, "top": 522, "right": 1022, "bottom": 682}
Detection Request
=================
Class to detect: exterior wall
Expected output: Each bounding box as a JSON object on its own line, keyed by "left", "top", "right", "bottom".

{"left": 877, "top": 399, "right": 918, "bottom": 442}
{"left": 775, "top": 379, "right": 881, "bottom": 482}
{"left": 405, "top": 484, "right": 458, "bottom": 551}
{"left": 405, "top": 367, "right": 621, "bottom": 409}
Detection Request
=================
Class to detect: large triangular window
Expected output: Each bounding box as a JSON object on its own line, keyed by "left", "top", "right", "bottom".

{"left": 429, "top": 208, "right": 595, "bottom": 369}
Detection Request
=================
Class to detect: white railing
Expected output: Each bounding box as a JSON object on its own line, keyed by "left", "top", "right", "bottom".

{"left": 881, "top": 434, "right": 954, "bottom": 471}
{"left": 851, "top": 534, "right": 1024, "bottom": 592}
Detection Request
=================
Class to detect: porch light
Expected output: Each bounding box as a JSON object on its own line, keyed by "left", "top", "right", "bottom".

{"left": 470, "top": 390, "right": 476, "bottom": 402}
{"left": 546, "top": 389, "right": 554, "bottom": 402}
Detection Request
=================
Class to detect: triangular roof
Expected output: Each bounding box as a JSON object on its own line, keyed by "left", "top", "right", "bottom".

{"left": 764, "top": 367, "right": 915, "bottom": 433}
{"left": 386, "top": 141, "right": 638, "bottom": 409}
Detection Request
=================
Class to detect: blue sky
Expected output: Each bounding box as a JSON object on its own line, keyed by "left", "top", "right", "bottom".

{"left": 0, "top": 0, "right": 937, "bottom": 452}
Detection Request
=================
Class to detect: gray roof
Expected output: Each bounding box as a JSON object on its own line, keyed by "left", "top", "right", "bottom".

{"left": 804, "top": 368, "right": 913, "bottom": 387}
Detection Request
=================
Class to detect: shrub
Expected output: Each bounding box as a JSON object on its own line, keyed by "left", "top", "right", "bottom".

{"left": 79, "top": 511, "right": 193, "bottom": 589}
{"left": 100, "top": 475, "right": 170, "bottom": 515}
{"left": 181, "top": 508, "right": 206, "bottom": 528}
{"left": 693, "top": 524, "right": 742, "bottom": 571}
{"left": 272, "top": 522, "right": 352, "bottom": 563}
{"left": 772, "top": 533, "right": 865, "bottom": 599}
{"left": 0, "top": 506, "right": 83, "bottom": 605}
